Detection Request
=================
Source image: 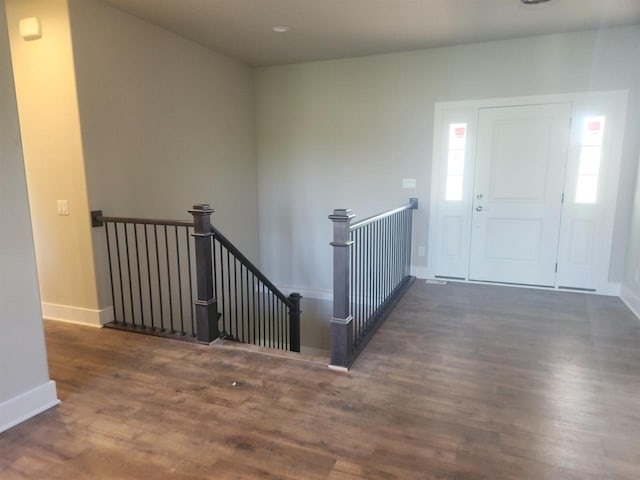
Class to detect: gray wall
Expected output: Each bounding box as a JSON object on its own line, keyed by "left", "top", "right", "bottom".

{"left": 622, "top": 152, "right": 640, "bottom": 315}
{"left": 67, "top": 0, "right": 259, "bottom": 307}
{"left": 256, "top": 26, "right": 640, "bottom": 295}
{"left": 0, "top": 0, "right": 56, "bottom": 427}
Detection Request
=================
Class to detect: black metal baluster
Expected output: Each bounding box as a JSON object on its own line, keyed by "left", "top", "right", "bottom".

{"left": 400, "top": 211, "right": 405, "bottom": 279}
{"left": 186, "top": 227, "right": 195, "bottom": 336}
{"left": 380, "top": 218, "right": 385, "bottom": 301}
{"left": 376, "top": 220, "right": 381, "bottom": 310}
{"left": 235, "top": 260, "right": 245, "bottom": 342}
{"left": 371, "top": 223, "right": 375, "bottom": 327}
{"left": 266, "top": 289, "right": 270, "bottom": 348}
{"left": 371, "top": 222, "right": 376, "bottom": 320}
{"left": 244, "top": 266, "right": 249, "bottom": 344}
{"left": 279, "top": 300, "right": 283, "bottom": 350}
{"left": 252, "top": 273, "right": 256, "bottom": 345}
{"left": 164, "top": 225, "right": 174, "bottom": 333}
{"left": 133, "top": 224, "right": 144, "bottom": 328}
{"left": 234, "top": 257, "right": 239, "bottom": 340}
{"left": 408, "top": 209, "right": 413, "bottom": 275}
{"left": 389, "top": 215, "right": 393, "bottom": 294}
{"left": 154, "top": 225, "right": 164, "bottom": 331}
{"left": 259, "top": 282, "right": 264, "bottom": 346}
{"left": 226, "top": 248, "right": 232, "bottom": 338}
{"left": 270, "top": 291, "right": 274, "bottom": 348}
{"left": 400, "top": 212, "right": 404, "bottom": 279}
{"left": 117, "top": 223, "right": 127, "bottom": 324}
{"left": 262, "top": 283, "right": 266, "bottom": 347}
{"left": 124, "top": 223, "right": 135, "bottom": 326}
{"left": 104, "top": 223, "right": 117, "bottom": 324}
{"left": 385, "top": 217, "right": 393, "bottom": 297}
{"left": 352, "top": 229, "right": 357, "bottom": 343}
{"left": 359, "top": 228, "right": 363, "bottom": 342}
{"left": 285, "top": 301, "right": 288, "bottom": 350}
{"left": 386, "top": 216, "right": 390, "bottom": 297}
{"left": 379, "top": 219, "right": 384, "bottom": 303}
{"left": 217, "top": 241, "right": 225, "bottom": 335}
{"left": 358, "top": 227, "right": 363, "bottom": 341}
{"left": 396, "top": 213, "right": 400, "bottom": 285}
{"left": 380, "top": 219, "right": 384, "bottom": 307}
{"left": 175, "top": 226, "right": 185, "bottom": 335}
{"left": 350, "top": 229, "right": 355, "bottom": 342}
{"left": 144, "top": 225, "right": 154, "bottom": 330}
{"left": 245, "top": 267, "right": 250, "bottom": 344}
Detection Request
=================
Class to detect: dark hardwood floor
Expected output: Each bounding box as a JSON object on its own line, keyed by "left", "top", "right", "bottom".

{"left": 1, "top": 282, "right": 640, "bottom": 479}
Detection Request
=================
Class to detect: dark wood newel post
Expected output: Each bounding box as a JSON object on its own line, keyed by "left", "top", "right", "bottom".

{"left": 329, "top": 208, "right": 356, "bottom": 369}
{"left": 288, "top": 293, "right": 302, "bottom": 353}
{"left": 189, "top": 204, "right": 220, "bottom": 344}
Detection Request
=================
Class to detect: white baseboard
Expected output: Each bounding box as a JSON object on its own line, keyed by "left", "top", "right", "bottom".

{"left": 328, "top": 364, "right": 349, "bottom": 373}
{"left": 42, "top": 303, "right": 113, "bottom": 327}
{"left": 411, "top": 266, "right": 428, "bottom": 279}
{"left": 0, "top": 381, "right": 60, "bottom": 433}
{"left": 602, "top": 282, "right": 622, "bottom": 296}
{"left": 621, "top": 284, "right": 640, "bottom": 321}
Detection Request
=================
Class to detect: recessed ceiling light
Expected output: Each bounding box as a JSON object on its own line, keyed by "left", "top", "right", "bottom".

{"left": 272, "top": 25, "right": 290, "bottom": 33}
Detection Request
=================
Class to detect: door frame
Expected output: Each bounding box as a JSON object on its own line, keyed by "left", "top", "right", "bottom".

{"left": 427, "top": 91, "right": 628, "bottom": 295}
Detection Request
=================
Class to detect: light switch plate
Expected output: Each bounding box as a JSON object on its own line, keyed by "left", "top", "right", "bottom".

{"left": 57, "top": 200, "right": 69, "bottom": 216}
{"left": 402, "top": 178, "right": 417, "bottom": 189}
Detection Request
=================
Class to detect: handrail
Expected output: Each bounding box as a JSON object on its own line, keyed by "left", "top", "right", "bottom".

{"left": 350, "top": 201, "right": 416, "bottom": 231}
{"left": 210, "top": 225, "right": 293, "bottom": 308}
{"left": 94, "top": 214, "right": 193, "bottom": 228}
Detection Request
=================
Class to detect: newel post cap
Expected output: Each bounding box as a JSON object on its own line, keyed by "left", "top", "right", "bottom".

{"left": 189, "top": 203, "right": 215, "bottom": 215}
{"left": 329, "top": 208, "right": 356, "bottom": 222}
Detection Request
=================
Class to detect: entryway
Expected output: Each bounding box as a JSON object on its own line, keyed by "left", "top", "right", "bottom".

{"left": 428, "top": 91, "right": 628, "bottom": 293}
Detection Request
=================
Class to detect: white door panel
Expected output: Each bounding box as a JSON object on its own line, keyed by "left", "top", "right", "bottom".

{"left": 469, "top": 103, "right": 571, "bottom": 286}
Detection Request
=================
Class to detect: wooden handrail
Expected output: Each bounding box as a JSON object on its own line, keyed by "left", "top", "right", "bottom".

{"left": 350, "top": 199, "right": 417, "bottom": 231}
{"left": 93, "top": 213, "right": 193, "bottom": 228}
{"left": 210, "top": 225, "right": 293, "bottom": 308}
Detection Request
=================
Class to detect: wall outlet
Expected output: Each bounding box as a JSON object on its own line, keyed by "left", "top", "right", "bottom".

{"left": 402, "top": 178, "right": 417, "bottom": 189}
{"left": 57, "top": 200, "right": 69, "bottom": 216}
{"left": 418, "top": 246, "right": 426, "bottom": 257}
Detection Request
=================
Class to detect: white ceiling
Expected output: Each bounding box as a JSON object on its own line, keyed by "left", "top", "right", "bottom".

{"left": 99, "top": 0, "right": 640, "bottom": 67}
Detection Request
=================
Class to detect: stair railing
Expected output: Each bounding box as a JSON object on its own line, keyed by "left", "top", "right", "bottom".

{"left": 91, "top": 204, "right": 301, "bottom": 352}
{"left": 329, "top": 198, "right": 418, "bottom": 369}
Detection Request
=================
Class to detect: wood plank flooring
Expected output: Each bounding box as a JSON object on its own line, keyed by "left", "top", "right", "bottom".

{"left": 1, "top": 282, "right": 640, "bottom": 479}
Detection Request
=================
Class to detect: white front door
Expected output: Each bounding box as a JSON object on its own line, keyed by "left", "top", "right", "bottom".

{"left": 468, "top": 103, "right": 571, "bottom": 286}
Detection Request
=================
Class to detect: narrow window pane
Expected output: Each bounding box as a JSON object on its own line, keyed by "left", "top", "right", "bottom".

{"left": 445, "top": 123, "right": 467, "bottom": 201}
{"left": 448, "top": 123, "right": 467, "bottom": 150}
{"left": 582, "top": 116, "right": 605, "bottom": 146}
{"left": 578, "top": 147, "right": 601, "bottom": 176}
{"left": 447, "top": 150, "right": 465, "bottom": 176}
{"left": 575, "top": 115, "right": 605, "bottom": 204}
{"left": 575, "top": 175, "right": 598, "bottom": 204}
{"left": 446, "top": 176, "right": 464, "bottom": 201}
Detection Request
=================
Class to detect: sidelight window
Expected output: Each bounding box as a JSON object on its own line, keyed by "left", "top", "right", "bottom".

{"left": 445, "top": 123, "right": 467, "bottom": 201}
{"left": 575, "top": 116, "right": 605, "bottom": 204}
